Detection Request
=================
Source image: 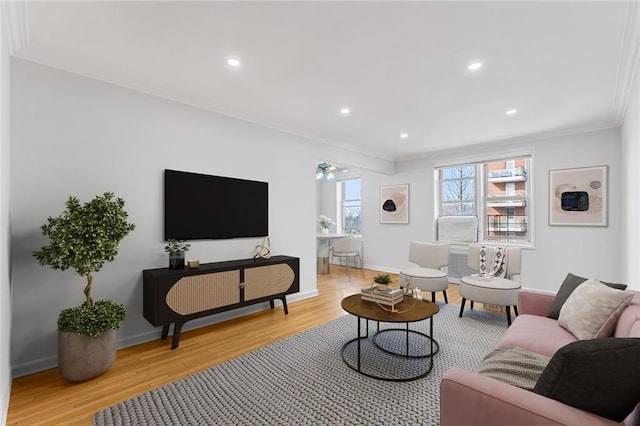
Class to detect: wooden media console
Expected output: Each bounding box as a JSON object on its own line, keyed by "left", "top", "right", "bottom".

{"left": 143, "top": 255, "right": 300, "bottom": 349}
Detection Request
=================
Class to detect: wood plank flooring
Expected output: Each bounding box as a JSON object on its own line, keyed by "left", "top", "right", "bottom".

{"left": 6, "top": 267, "right": 469, "bottom": 425}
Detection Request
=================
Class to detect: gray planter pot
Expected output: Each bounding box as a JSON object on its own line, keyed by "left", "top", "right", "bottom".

{"left": 57, "top": 329, "right": 116, "bottom": 381}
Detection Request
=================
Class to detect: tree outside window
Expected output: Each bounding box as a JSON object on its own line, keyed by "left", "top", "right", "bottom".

{"left": 439, "top": 165, "right": 476, "bottom": 216}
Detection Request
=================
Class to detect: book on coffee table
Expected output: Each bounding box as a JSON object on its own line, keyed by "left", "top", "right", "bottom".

{"left": 360, "top": 287, "right": 404, "bottom": 305}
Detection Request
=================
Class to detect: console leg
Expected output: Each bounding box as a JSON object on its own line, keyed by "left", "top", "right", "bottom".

{"left": 171, "top": 322, "right": 184, "bottom": 349}
{"left": 269, "top": 299, "right": 275, "bottom": 309}
{"left": 161, "top": 324, "right": 170, "bottom": 340}
{"left": 282, "top": 297, "right": 289, "bottom": 315}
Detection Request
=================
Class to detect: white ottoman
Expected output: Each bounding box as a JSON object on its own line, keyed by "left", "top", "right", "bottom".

{"left": 400, "top": 267, "right": 449, "bottom": 303}
{"left": 459, "top": 276, "right": 521, "bottom": 325}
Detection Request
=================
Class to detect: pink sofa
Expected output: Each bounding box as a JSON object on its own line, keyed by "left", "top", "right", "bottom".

{"left": 440, "top": 288, "right": 640, "bottom": 425}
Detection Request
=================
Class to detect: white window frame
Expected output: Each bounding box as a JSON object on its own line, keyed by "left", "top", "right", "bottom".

{"left": 336, "top": 177, "right": 362, "bottom": 235}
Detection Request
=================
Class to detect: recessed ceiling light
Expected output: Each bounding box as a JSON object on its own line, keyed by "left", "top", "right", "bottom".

{"left": 340, "top": 107, "right": 350, "bottom": 115}
{"left": 400, "top": 133, "right": 409, "bottom": 139}
{"left": 468, "top": 62, "right": 483, "bottom": 71}
{"left": 227, "top": 58, "right": 241, "bottom": 67}
{"left": 506, "top": 109, "right": 518, "bottom": 116}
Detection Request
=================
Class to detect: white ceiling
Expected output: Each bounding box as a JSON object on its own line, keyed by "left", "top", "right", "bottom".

{"left": 6, "top": 1, "right": 638, "bottom": 161}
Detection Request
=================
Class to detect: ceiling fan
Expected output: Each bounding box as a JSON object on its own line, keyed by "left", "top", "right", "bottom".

{"left": 315, "top": 162, "right": 349, "bottom": 180}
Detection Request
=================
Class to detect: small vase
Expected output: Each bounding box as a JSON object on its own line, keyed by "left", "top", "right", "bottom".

{"left": 321, "top": 228, "right": 329, "bottom": 234}
{"left": 169, "top": 251, "right": 185, "bottom": 269}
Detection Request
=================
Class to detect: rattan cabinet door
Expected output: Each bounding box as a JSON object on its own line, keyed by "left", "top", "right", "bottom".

{"left": 243, "top": 263, "right": 295, "bottom": 301}
{"left": 165, "top": 270, "right": 240, "bottom": 315}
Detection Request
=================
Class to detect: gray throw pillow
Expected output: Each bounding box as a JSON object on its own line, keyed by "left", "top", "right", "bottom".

{"left": 547, "top": 273, "right": 627, "bottom": 320}
{"left": 533, "top": 338, "right": 640, "bottom": 422}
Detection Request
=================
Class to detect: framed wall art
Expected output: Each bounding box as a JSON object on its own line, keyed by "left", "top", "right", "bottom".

{"left": 548, "top": 165, "right": 608, "bottom": 226}
{"left": 380, "top": 184, "right": 409, "bottom": 224}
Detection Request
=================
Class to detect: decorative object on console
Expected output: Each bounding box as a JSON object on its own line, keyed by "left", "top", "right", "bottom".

{"left": 548, "top": 165, "right": 608, "bottom": 226}
{"left": 253, "top": 236, "right": 272, "bottom": 259}
{"left": 164, "top": 239, "right": 190, "bottom": 270}
{"left": 187, "top": 260, "right": 199, "bottom": 269}
{"left": 317, "top": 215, "right": 335, "bottom": 233}
{"left": 33, "top": 192, "right": 135, "bottom": 381}
{"left": 380, "top": 184, "right": 409, "bottom": 224}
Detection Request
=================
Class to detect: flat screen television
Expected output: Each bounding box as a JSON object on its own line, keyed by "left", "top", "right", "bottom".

{"left": 164, "top": 169, "right": 268, "bottom": 240}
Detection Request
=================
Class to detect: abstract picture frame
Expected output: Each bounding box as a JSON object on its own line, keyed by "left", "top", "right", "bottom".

{"left": 380, "top": 184, "right": 409, "bottom": 224}
{"left": 548, "top": 165, "right": 608, "bottom": 227}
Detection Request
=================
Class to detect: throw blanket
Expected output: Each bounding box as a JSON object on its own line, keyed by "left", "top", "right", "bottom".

{"left": 477, "top": 346, "right": 550, "bottom": 391}
{"left": 478, "top": 245, "right": 507, "bottom": 278}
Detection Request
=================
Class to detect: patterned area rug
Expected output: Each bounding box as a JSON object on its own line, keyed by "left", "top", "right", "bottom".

{"left": 94, "top": 303, "right": 506, "bottom": 425}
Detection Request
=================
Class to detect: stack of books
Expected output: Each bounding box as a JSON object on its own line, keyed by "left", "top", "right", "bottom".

{"left": 361, "top": 286, "right": 404, "bottom": 307}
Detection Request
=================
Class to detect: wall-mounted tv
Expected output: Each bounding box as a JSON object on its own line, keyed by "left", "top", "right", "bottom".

{"left": 164, "top": 169, "right": 268, "bottom": 240}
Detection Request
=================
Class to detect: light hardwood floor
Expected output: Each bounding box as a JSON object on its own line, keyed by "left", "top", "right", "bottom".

{"left": 7, "top": 267, "right": 467, "bottom": 425}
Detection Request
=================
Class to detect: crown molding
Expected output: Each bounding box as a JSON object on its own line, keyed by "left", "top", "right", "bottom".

{"left": 613, "top": 1, "right": 640, "bottom": 124}
{"left": 1, "top": 0, "right": 29, "bottom": 55}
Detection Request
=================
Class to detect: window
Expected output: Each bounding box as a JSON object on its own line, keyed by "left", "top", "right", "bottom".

{"left": 437, "top": 156, "right": 531, "bottom": 245}
{"left": 337, "top": 178, "right": 361, "bottom": 234}
{"left": 439, "top": 165, "right": 476, "bottom": 215}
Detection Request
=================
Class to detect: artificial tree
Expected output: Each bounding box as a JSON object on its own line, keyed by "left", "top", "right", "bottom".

{"left": 33, "top": 192, "right": 135, "bottom": 380}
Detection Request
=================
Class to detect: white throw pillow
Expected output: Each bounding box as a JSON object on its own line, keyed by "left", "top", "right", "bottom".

{"left": 558, "top": 279, "right": 634, "bottom": 340}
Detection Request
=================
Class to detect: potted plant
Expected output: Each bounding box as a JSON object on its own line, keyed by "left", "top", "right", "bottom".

{"left": 33, "top": 192, "right": 135, "bottom": 381}
{"left": 164, "top": 239, "right": 191, "bottom": 269}
{"left": 317, "top": 215, "right": 335, "bottom": 234}
{"left": 373, "top": 273, "right": 392, "bottom": 290}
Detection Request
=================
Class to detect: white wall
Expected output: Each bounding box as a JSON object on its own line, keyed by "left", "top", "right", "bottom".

{"left": 316, "top": 177, "right": 337, "bottom": 232}
{"left": 9, "top": 55, "right": 632, "bottom": 379}
{"left": 9, "top": 59, "right": 392, "bottom": 376}
{"left": 621, "top": 53, "right": 640, "bottom": 290}
{"left": 0, "top": 7, "right": 12, "bottom": 422}
{"left": 360, "top": 128, "right": 623, "bottom": 292}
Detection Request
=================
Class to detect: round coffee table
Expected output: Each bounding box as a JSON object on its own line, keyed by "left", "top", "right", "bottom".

{"left": 341, "top": 293, "right": 440, "bottom": 382}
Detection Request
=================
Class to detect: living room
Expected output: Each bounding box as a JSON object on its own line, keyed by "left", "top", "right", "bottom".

{"left": 1, "top": 1, "right": 639, "bottom": 424}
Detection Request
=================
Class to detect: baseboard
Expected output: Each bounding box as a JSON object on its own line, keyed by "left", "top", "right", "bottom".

{"left": 361, "top": 263, "right": 401, "bottom": 274}
{"left": 0, "top": 376, "right": 9, "bottom": 425}
{"left": 12, "top": 354, "right": 57, "bottom": 378}
{"left": 12, "top": 289, "right": 319, "bottom": 378}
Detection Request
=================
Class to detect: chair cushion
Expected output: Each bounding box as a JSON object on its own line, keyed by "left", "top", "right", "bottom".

{"left": 459, "top": 276, "right": 520, "bottom": 306}
{"left": 533, "top": 338, "right": 640, "bottom": 422}
{"left": 547, "top": 273, "right": 627, "bottom": 320}
{"left": 400, "top": 267, "right": 446, "bottom": 279}
{"left": 558, "top": 279, "right": 634, "bottom": 340}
